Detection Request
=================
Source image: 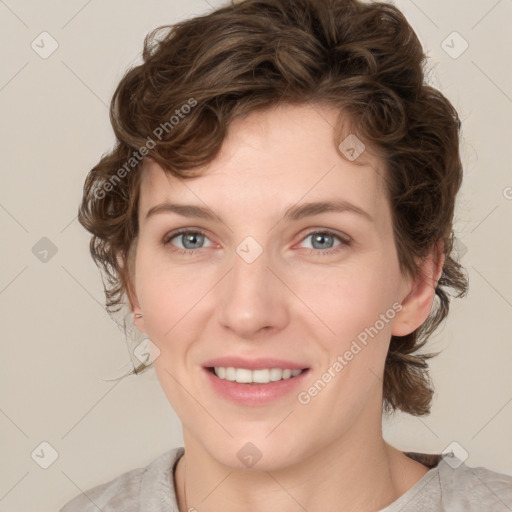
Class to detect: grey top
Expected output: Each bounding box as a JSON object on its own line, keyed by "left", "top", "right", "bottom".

{"left": 59, "top": 447, "right": 512, "bottom": 511}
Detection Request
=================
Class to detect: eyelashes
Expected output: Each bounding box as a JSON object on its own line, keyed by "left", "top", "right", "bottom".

{"left": 162, "top": 228, "right": 212, "bottom": 253}
{"left": 162, "top": 228, "right": 351, "bottom": 257}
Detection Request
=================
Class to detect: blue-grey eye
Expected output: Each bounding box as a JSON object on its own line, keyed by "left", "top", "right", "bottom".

{"left": 165, "top": 230, "right": 212, "bottom": 250}
{"left": 302, "top": 232, "right": 342, "bottom": 251}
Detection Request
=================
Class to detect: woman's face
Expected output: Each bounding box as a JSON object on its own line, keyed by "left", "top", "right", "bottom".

{"left": 132, "top": 103, "right": 416, "bottom": 470}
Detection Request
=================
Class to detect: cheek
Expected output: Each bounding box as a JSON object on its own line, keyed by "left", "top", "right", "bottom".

{"left": 134, "top": 249, "right": 209, "bottom": 336}
{"left": 135, "top": 235, "right": 401, "bottom": 351}
{"left": 296, "top": 252, "right": 400, "bottom": 346}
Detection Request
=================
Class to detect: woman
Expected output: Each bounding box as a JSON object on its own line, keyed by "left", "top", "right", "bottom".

{"left": 60, "top": 0, "right": 512, "bottom": 510}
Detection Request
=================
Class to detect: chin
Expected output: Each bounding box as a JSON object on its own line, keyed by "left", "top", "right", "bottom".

{"left": 197, "top": 433, "right": 309, "bottom": 473}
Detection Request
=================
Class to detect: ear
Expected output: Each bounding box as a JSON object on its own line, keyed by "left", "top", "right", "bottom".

{"left": 129, "top": 282, "right": 146, "bottom": 334}
{"left": 392, "top": 240, "right": 445, "bottom": 337}
{"left": 117, "top": 251, "right": 146, "bottom": 334}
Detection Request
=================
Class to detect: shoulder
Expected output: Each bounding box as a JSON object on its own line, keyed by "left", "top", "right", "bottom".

{"left": 438, "top": 455, "right": 512, "bottom": 510}
{"left": 59, "top": 466, "right": 145, "bottom": 512}
{"left": 59, "top": 447, "right": 184, "bottom": 512}
{"left": 386, "top": 452, "right": 512, "bottom": 511}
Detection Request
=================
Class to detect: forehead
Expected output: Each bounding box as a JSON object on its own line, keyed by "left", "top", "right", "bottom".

{"left": 138, "top": 103, "right": 388, "bottom": 224}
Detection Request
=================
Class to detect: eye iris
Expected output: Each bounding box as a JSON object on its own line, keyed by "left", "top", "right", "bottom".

{"left": 311, "top": 233, "right": 334, "bottom": 250}
{"left": 182, "top": 232, "right": 203, "bottom": 249}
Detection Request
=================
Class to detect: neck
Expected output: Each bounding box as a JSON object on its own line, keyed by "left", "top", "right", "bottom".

{"left": 174, "top": 406, "right": 429, "bottom": 512}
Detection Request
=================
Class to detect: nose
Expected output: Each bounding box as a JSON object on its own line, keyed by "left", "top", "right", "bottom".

{"left": 216, "top": 243, "right": 290, "bottom": 339}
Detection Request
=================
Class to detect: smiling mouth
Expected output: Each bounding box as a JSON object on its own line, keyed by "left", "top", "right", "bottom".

{"left": 207, "top": 366, "right": 309, "bottom": 384}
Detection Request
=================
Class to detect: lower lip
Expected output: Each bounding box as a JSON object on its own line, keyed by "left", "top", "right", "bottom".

{"left": 203, "top": 367, "right": 310, "bottom": 406}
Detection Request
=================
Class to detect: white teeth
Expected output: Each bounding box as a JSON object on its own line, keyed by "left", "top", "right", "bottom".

{"left": 252, "top": 369, "right": 270, "bottom": 383}
{"left": 225, "top": 367, "right": 236, "bottom": 381}
{"left": 235, "top": 368, "right": 252, "bottom": 383}
{"left": 213, "top": 366, "right": 304, "bottom": 383}
{"left": 269, "top": 368, "right": 283, "bottom": 381}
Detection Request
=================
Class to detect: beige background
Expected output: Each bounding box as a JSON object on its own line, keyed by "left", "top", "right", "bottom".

{"left": 0, "top": 0, "right": 511, "bottom": 511}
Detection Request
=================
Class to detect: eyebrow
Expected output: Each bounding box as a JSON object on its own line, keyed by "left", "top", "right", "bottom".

{"left": 144, "top": 199, "right": 374, "bottom": 224}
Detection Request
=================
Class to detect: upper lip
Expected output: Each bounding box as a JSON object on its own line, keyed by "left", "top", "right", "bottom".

{"left": 203, "top": 356, "right": 309, "bottom": 371}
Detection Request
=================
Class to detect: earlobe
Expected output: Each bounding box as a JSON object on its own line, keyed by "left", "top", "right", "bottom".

{"left": 117, "top": 245, "right": 145, "bottom": 333}
{"left": 126, "top": 277, "right": 146, "bottom": 334}
{"left": 132, "top": 307, "right": 146, "bottom": 334}
{"left": 392, "top": 242, "right": 445, "bottom": 337}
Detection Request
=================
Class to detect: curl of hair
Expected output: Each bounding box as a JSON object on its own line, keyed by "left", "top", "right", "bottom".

{"left": 78, "top": 0, "right": 468, "bottom": 416}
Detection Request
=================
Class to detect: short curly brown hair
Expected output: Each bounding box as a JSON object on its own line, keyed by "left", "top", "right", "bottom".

{"left": 78, "top": 0, "right": 468, "bottom": 417}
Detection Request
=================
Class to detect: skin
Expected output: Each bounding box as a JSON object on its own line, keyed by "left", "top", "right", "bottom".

{"left": 129, "top": 103, "right": 443, "bottom": 512}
